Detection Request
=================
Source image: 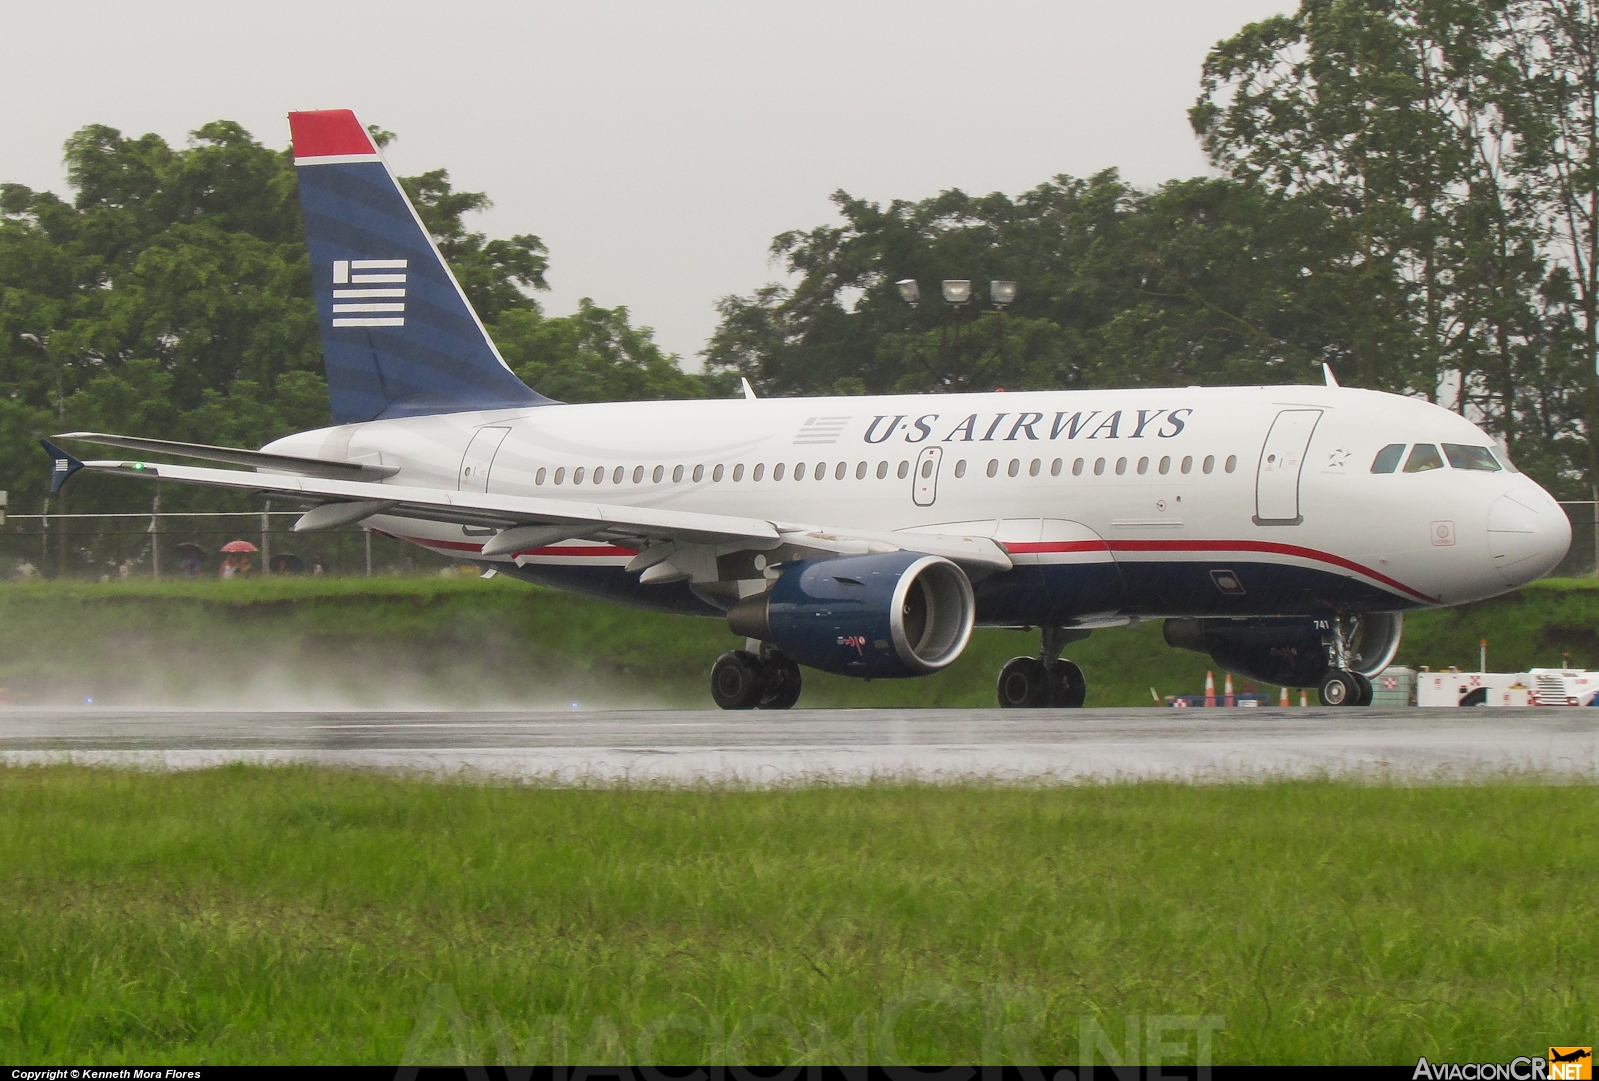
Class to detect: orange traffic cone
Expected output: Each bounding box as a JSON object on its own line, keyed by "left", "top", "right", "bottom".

{"left": 1279, "top": 686, "right": 1289, "bottom": 707}
{"left": 1300, "top": 690, "right": 1309, "bottom": 707}
{"left": 1204, "top": 670, "right": 1217, "bottom": 707}
{"left": 1224, "top": 673, "right": 1236, "bottom": 707}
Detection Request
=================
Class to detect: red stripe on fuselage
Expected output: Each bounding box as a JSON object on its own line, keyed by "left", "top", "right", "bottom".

{"left": 1002, "top": 537, "right": 1434, "bottom": 602}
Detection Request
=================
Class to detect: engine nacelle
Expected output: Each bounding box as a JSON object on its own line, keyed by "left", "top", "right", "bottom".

{"left": 728, "top": 552, "right": 976, "bottom": 678}
{"left": 1163, "top": 613, "right": 1403, "bottom": 688}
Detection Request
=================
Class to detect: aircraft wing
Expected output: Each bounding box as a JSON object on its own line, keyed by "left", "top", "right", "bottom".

{"left": 56, "top": 431, "right": 398, "bottom": 480}
{"left": 46, "top": 444, "right": 1012, "bottom": 574}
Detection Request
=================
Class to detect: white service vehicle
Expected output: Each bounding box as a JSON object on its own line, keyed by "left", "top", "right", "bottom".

{"left": 39, "top": 110, "right": 1574, "bottom": 711}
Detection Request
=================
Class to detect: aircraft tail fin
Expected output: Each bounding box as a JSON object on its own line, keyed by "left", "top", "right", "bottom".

{"left": 39, "top": 439, "right": 85, "bottom": 493}
{"left": 288, "top": 109, "right": 549, "bottom": 424}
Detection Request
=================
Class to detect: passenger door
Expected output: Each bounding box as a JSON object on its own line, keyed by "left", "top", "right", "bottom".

{"left": 459, "top": 426, "right": 510, "bottom": 493}
{"left": 912, "top": 446, "right": 943, "bottom": 507}
{"left": 1254, "top": 409, "right": 1322, "bottom": 524}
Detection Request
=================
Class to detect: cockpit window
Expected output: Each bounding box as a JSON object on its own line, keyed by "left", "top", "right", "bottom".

{"left": 1403, "top": 444, "right": 1444, "bottom": 472}
{"left": 1442, "top": 444, "right": 1502, "bottom": 472}
{"left": 1371, "top": 444, "right": 1405, "bottom": 473}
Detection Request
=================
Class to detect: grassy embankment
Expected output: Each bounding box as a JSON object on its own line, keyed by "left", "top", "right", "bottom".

{"left": 1, "top": 765, "right": 1593, "bottom": 1065}
{"left": 1, "top": 574, "right": 1598, "bottom": 707}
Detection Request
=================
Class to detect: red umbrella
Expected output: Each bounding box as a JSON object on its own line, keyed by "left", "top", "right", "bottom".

{"left": 220, "top": 540, "right": 259, "bottom": 553}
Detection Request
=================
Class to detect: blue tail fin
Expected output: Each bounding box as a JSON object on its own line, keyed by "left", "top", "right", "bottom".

{"left": 289, "top": 109, "right": 548, "bottom": 424}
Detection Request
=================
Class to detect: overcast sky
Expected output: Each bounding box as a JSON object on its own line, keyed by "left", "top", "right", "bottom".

{"left": 3, "top": 1, "right": 1292, "bottom": 368}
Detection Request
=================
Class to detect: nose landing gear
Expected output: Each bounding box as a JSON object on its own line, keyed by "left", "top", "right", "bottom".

{"left": 711, "top": 646, "right": 802, "bottom": 710}
{"left": 997, "top": 626, "right": 1090, "bottom": 708}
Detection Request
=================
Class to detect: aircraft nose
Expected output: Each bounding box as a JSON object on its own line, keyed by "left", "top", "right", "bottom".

{"left": 1487, "top": 491, "right": 1570, "bottom": 587}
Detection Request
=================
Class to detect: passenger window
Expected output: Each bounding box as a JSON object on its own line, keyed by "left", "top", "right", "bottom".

{"left": 1137, "top": 456, "right": 1149, "bottom": 475}
{"left": 1072, "top": 458, "right": 1084, "bottom": 476}
{"left": 1158, "top": 456, "right": 1170, "bottom": 475}
{"left": 855, "top": 461, "right": 867, "bottom": 479}
{"left": 554, "top": 467, "right": 566, "bottom": 485}
{"left": 1029, "top": 458, "right": 1041, "bottom": 477}
{"left": 954, "top": 459, "right": 967, "bottom": 478}
{"left": 1093, "top": 457, "right": 1106, "bottom": 476}
{"left": 1225, "top": 455, "right": 1237, "bottom": 473}
{"left": 1115, "top": 457, "right": 1127, "bottom": 475}
{"left": 574, "top": 467, "right": 586, "bottom": 484}
{"left": 1442, "top": 444, "right": 1502, "bottom": 471}
{"left": 672, "top": 465, "right": 684, "bottom": 483}
{"left": 1050, "top": 458, "right": 1062, "bottom": 477}
{"left": 1181, "top": 455, "right": 1193, "bottom": 474}
{"left": 692, "top": 464, "right": 704, "bottom": 482}
{"left": 876, "top": 461, "right": 888, "bottom": 479}
{"left": 987, "top": 459, "right": 999, "bottom": 478}
{"left": 1202, "top": 455, "right": 1215, "bottom": 474}
{"left": 733, "top": 464, "right": 744, "bottom": 481}
{"left": 535, "top": 467, "right": 547, "bottom": 485}
{"left": 898, "top": 461, "right": 909, "bottom": 479}
{"left": 773, "top": 463, "right": 786, "bottom": 481}
{"left": 1370, "top": 444, "right": 1405, "bottom": 473}
{"left": 835, "top": 462, "right": 847, "bottom": 480}
{"left": 753, "top": 463, "right": 764, "bottom": 481}
{"left": 713, "top": 464, "right": 725, "bottom": 482}
{"left": 1403, "top": 444, "right": 1444, "bottom": 473}
{"left": 794, "top": 463, "right": 806, "bottom": 480}
{"left": 1007, "top": 459, "right": 1020, "bottom": 477}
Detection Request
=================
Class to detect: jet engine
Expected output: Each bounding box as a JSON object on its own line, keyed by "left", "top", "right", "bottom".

{"left": 727, "top": 552, "right": 976, "bottom": 678}
{"left": 1162, "top": 613, "right": 1403, "bottom": 687}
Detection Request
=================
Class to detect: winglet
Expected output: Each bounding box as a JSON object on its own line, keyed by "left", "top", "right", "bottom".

{"left": 39, "top": 439, "right": 85, "bottom": 493}
{"left": 741, "top": 377, "right": 758, "bottom": 401}
{"left": 1323, "top": 363, "right": 1339, "bottom": 387}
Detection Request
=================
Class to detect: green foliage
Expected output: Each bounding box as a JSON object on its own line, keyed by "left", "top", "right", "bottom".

{"left": 0, "top": 120, "right": 722, "bottom": 517}
{"left": 1, "top": 765, "right": 1595, "bottom": 1063}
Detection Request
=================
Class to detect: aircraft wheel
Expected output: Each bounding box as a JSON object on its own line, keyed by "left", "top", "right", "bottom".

{"left": 1047, "top": 658, "right": 1087, "bottom": 708}
{"left": 757, "top": 652, "right": 802, "bottom": 710}
{"left": 1353, "top": 672, "right": 1374, "bottom": 706}
{"left": 1318, "top": 669, "right": 1361, "bottom": 707}
{"left": 711, "top": 650, "right": 765, "bottom": 710}
{"left": 997, "top": 657, "right": 1049, "bottom": 708}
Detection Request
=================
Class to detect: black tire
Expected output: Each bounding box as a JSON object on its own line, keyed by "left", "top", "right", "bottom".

{"left": 1047, "top": 658, "right": 1087, "bottom": 708}
{"left": 1318, "top": 669, "right": 1360, "bottom": 707}
{"left": 997, "top": 656, "right": 1049, "bottom": 708}
{"left": 757, "top": 653, "right": 802, "bottom": 710}
{"left": 711, "top": 650, "right": 765, "bottom": 710}
{"left": 1353, "top": 672, "right": 1374, "bottom": 706}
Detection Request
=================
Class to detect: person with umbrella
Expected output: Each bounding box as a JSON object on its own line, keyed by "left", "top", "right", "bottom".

{"left": 219, "top": 539, "right": 258, "bottom": 579}
{"left": 175, "top": 541, "right": 206, "bottom": 579}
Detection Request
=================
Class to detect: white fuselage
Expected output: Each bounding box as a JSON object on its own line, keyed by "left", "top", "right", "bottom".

{"left": 266, "top": 384, "right": 1571, "bottom": 623}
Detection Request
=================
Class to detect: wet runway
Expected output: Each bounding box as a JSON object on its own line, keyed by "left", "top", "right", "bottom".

{"left": 1, "top": 706, "right": 1596, "bottom": 782}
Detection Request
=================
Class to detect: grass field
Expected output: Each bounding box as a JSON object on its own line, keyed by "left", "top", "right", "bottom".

{"left": 4, "top": 573, "right": 1599, "bottom": 708}
{"left": 0, "top": 764, "right": 1593, "bottom": 1065}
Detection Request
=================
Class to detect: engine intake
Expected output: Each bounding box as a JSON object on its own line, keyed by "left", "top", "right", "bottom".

{"left": 728, "top": 552, "right": 975, "bottom": 678}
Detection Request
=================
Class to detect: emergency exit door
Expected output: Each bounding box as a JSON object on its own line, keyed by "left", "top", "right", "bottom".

{"left": 912, "top": 446, "right": 943, "bottom": 507}
{"left": 1254, "top": 409, "right": 1322, "bottom": 524}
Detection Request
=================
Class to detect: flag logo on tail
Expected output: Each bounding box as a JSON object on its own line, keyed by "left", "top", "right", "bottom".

{"left": 331, "top": 259, "right": 408, "bottom": 327}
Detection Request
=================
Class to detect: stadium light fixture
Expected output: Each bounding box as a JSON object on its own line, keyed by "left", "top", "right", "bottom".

{"left": 895, "top": 279, "right": 921, "bottom": 308}
{"left": 990, "top": 280, "right": 1018, "bottom": 308}
{"left": 941, "top": 280, "right": 972, "bottom": 306}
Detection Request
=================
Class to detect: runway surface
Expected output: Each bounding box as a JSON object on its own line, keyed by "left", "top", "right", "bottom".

{"left": 1, "top": 706, "right": 1596, "bottom": 782}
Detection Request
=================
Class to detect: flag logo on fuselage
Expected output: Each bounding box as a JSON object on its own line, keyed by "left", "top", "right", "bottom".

{"left": 331, "top": 259, "right": 408, "bottom": 327}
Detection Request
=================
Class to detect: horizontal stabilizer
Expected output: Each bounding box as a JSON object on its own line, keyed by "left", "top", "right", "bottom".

{"left": 54, "top": 432, "right": 397, "bottom": 480}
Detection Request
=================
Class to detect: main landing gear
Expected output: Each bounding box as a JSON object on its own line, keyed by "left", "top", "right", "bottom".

{"left": 711, "top": 646, "right": 802, "bottom": 710}
{"left": 997, "top": 626, "right": 1089, "bottom": 708}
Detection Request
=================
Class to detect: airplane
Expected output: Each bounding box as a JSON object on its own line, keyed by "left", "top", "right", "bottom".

{"left": 41, "top": 108, "right": 1573, "bottom": 710}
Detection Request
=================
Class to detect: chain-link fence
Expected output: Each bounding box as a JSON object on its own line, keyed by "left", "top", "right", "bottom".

{"left": 0, "top": 506, "right": 459, "bottom": 581}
